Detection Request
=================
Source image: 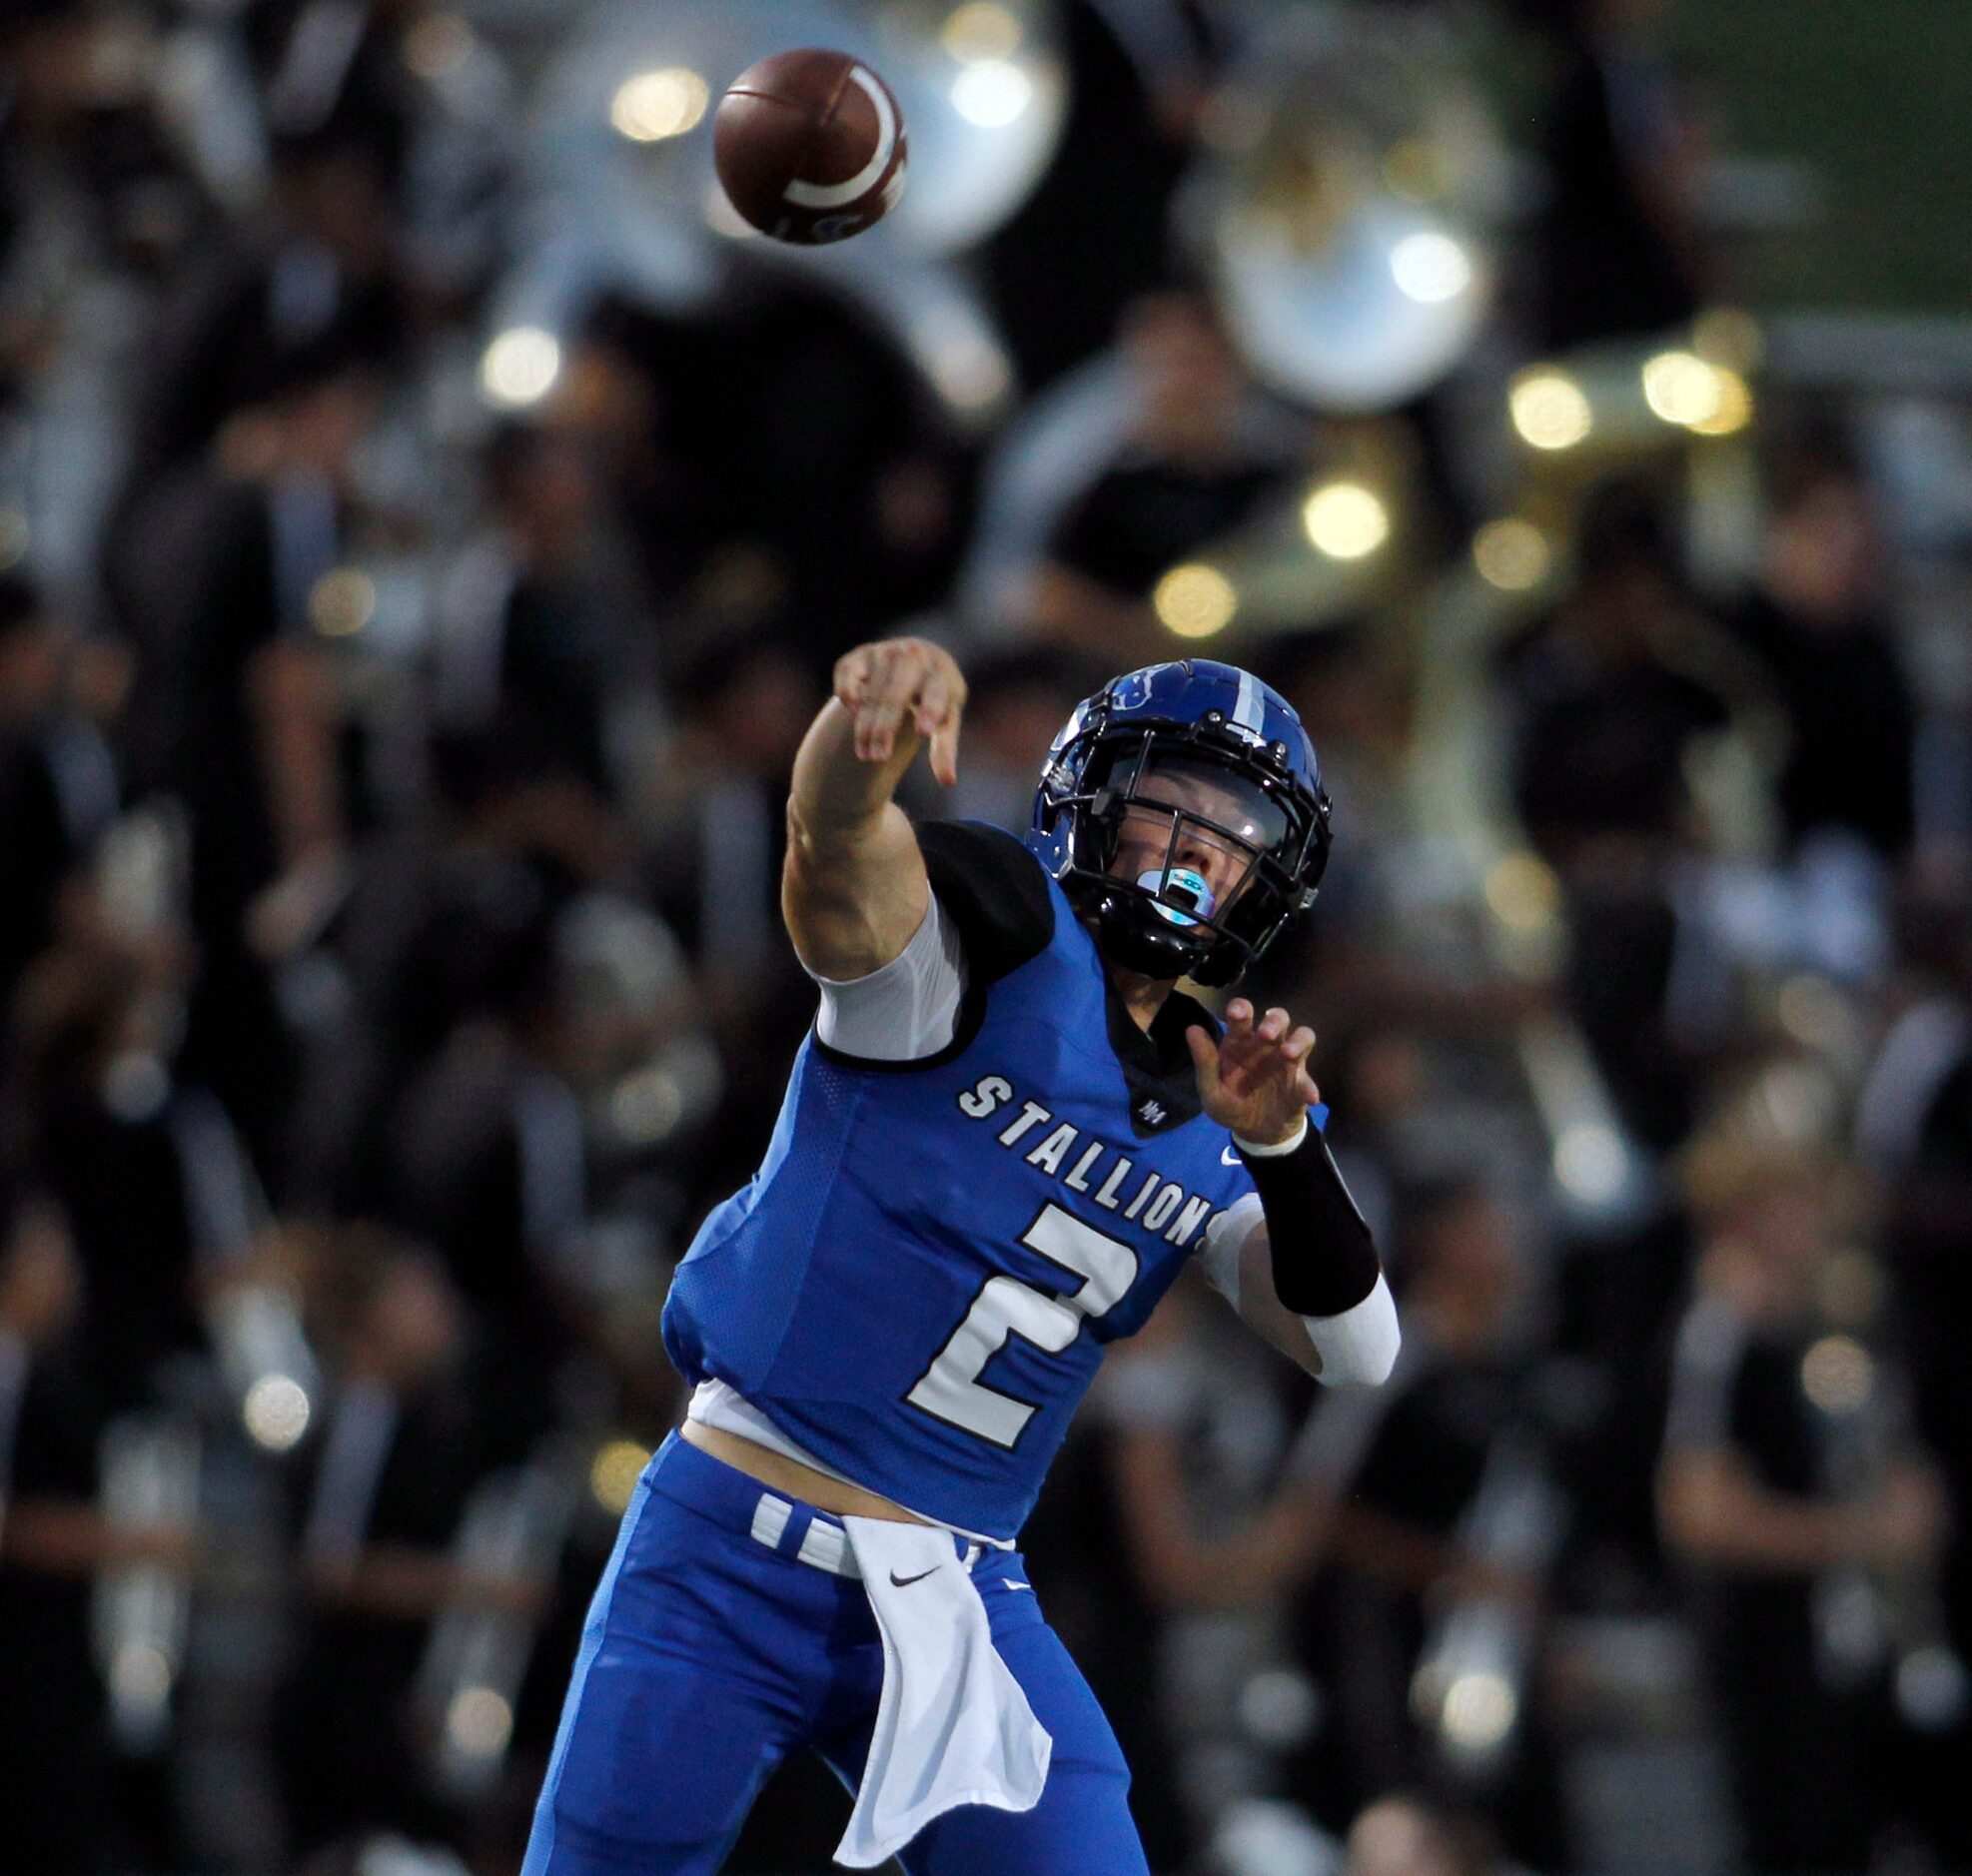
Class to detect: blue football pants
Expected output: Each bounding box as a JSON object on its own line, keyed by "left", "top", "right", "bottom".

{"left": 521, "top": 1433, "right": 1151, "bottom": 1875}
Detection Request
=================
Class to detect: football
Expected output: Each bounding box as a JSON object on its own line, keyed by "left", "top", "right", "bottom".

{"left": 713, "top": 48, "right": 908, "bottom": 246}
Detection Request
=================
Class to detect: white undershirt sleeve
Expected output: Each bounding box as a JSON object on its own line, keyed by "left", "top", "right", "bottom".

{"left": 1197, "top": 1194, "right": 1262, "bottom": 1308}
{"left": 811, "top": 892, "right": 968, "bottom": 1062}
{"left": 1198, "top": 1195, "right": 1401, "bottom": 1387}
{"left": 1302, "top": 1274, "right": 1401, "bottom": 1387}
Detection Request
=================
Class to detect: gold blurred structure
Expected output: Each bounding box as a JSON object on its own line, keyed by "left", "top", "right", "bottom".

{"left": 1195, "top": 7, "right": 1504, "bottom": 414}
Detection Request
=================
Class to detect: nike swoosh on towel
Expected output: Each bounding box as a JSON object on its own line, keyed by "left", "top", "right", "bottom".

{"left": 889, "top": 1567, "right": 940, "bottom": 1587}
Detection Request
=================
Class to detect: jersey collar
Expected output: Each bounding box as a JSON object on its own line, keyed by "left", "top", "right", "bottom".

{"left": 1103, "top": 975, "right": 1218, "bottom": 1138}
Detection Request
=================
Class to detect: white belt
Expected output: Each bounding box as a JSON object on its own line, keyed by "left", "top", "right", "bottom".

{"left": 745, "top": 1489, "right": 986, "bottom": 1581}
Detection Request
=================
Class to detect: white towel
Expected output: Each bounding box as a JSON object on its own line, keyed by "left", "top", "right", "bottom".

{"left": 834, "top": 1517, "right": 1053, "bottom": 1868}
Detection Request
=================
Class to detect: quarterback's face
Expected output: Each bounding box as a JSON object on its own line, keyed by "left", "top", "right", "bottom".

{"left": 1108, "top": 759, "right": 1279, "bottom": 923}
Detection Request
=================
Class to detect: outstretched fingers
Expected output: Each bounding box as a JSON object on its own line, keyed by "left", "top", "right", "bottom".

{"left": 860, "top": 644, "right": 924, "bottom": 762}
{"left": 1225, "top": 1008, "right": 1320, "bottom": 1101}
{"left": 833, "top": 642, "right": 964, "bottom": 776}
{"left": 916, "top": 669, "right": 964, "bottom": 785}
{"left": 1284, "top": 1026, "right": 1322, "bottom": 1107}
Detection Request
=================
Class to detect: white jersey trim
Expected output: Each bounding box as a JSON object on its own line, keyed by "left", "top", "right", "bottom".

{"left": 686, "top": 1380, "right": 1014, "bottom": 1549}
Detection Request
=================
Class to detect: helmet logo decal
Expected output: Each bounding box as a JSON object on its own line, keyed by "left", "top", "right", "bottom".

{"left": 1110, "top": 665, "right": 1178, "bottom": 711}
{"left": 1139, "top": 865, "right": 1216, "bottom": 928}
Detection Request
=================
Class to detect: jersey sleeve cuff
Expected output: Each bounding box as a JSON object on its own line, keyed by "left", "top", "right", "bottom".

{"left": 1233, "top": 1114, "right": 1310, "bottom": 1158}
{"left": 812, "top": 896, "right": 966, "bottom": 1061}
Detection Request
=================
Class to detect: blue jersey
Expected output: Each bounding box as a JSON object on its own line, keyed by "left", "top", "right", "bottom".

{"left": 662, "top": 823, "right": 1260, "bottom": 1540}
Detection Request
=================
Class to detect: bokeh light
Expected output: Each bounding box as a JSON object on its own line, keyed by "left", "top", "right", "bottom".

{"left": 610, "top": 68, "right": 710, "bottom": 143}
{"left": 1642, "top": 351, "right": 1755, "bottom": 437}
{"left": 589, "top": 1438, "right": 651, "bottom": 1513}
{"left": 1510, "top": 370, "right": 1593, "bottom": 451}
{"left": 1473, "top": 517, "right": 1552, "bottom": 592}
{"left": 1484, "top": 851, "right": 1560, "bottom": 933}
{"left": 1391, "top": 232, "right": 1473, "bottom": 306}
{"left": 951, "top": 59, "right": 1033, "bottom": 128}
{"left": 242, "top": 1374, "right": 312, "bottom": 1450}
{"left": 1693, "top": 306, "right": 1765, "bottom": 373}
{"left": 1442, "top": 1671, "right": 1518, "bottom": 1750}
{"left": 1689, "top": 367, "right": 1754, "bottom": 437}
{"left": 112, "top": 1644, "right": 172, "bottom": 1711}
{"left": 1554, "top": 1122, "right": 1627, "bottom": 1203}
{"left": 1302, "top": 482, "right": 1390, "bottom": 559}
{"left": 403, "top": 14, "right": 473, "bottom": 80}
{"left": 447, "top": 1687, "right": 514, "bottom": 1758}
{"left": 1642, "top": 351, "right": 1723, "bottom": 427}
{"left": 1154, "top": 563, "right": 1239, "bottom": 638}
{"left": 1801, "top": 1336, "right": 1874, "bottom": 1413}
{"left": 481, "top": 328, "right": 562, "bottom": 407}
{"left": 942, "top": 2, "right": 1023, "bottom": 62}
{"left": 309, "top": 568, "right": 376, "bottom": 638}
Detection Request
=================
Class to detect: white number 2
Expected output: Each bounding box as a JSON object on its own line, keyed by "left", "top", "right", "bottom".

{"left": 905, "top": 1205, "right": 1140, "bottom": 1449}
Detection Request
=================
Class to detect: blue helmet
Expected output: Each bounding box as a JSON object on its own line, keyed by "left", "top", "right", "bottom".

{"left": 1026, "top": 659, "right": 1333, "bottom": 987}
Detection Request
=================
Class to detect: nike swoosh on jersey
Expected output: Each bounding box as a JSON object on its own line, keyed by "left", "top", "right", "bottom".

{"left": 1004, "top": 1580, "right": 1034, "bottom": 1593}
{"left": 1222, "top": 1145, "right": 1243, "bottom": 1167}
{"left": 889, "top": 1566, "right": 940, "bottom": 1587}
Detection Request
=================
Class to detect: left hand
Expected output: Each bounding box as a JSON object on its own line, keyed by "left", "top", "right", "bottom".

{"left": 1186, "top": 1000, "right": 1320, "bottom": 1148}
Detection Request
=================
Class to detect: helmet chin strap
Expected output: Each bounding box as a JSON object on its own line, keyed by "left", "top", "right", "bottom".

{"left": 1094, "top": 885, "right": 1214, "bottom": 984}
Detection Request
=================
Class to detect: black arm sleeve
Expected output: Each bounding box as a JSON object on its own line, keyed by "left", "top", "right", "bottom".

{"left": 915, "top": 820, "right": 1056, "bottom": 988}
{"left": 1242, "top": 1127, "right": 1382, "bottom": 1317}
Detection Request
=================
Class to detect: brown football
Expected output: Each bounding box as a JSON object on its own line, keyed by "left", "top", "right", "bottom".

{"left": 713, "top": 48, "right": 907, "bottom": 246}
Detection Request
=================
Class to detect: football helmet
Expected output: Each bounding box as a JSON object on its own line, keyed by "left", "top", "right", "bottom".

{"left": 1027, "top": 659, "right": 1333, "bottom": 987}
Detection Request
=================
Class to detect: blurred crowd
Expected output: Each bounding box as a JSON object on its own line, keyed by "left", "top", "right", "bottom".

{"left": 3, "top": 0, "right": 1971, "bottom": 1873}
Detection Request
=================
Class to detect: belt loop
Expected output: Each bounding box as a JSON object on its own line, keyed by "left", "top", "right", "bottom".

{"left": 748, "top": 1489, "right": 859, "bottom": 1577}
{"left": 776, "top": 1500, "right": 817, "bottom": 1561}
{"left": 749, "top": 1493, "right": 794, "bottom": 1551}
{"left": 797, "top": 1516, "right": 856, "bottom": 1577}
